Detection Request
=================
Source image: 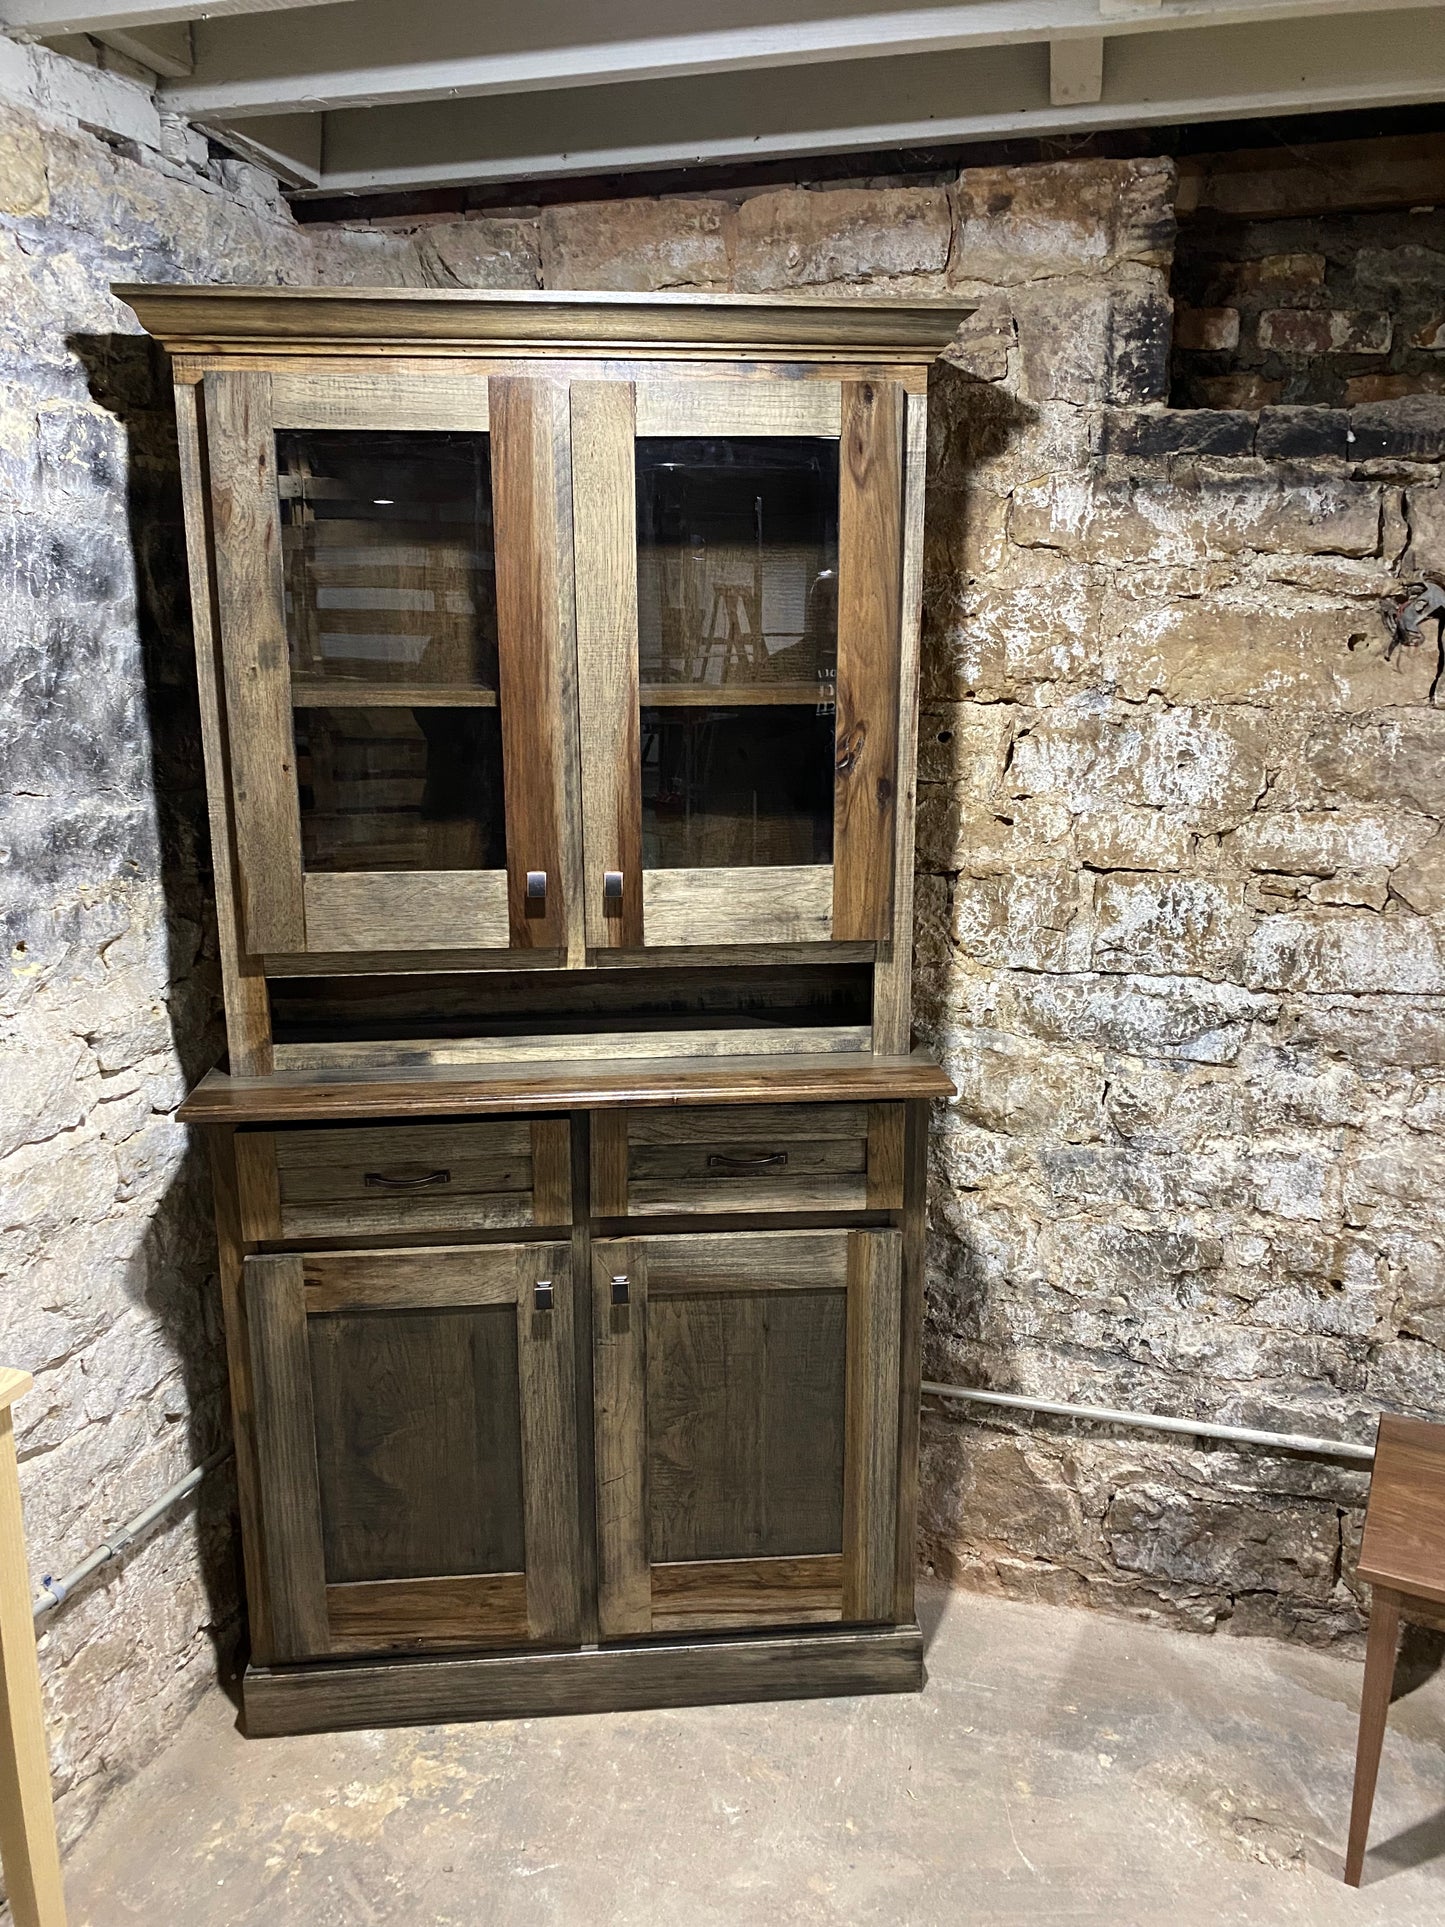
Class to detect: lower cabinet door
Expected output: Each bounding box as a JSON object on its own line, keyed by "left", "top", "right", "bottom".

{"left": 244, "top": 1242, "right": 583, "bottom": 1662}
{"left": 591, "top": 1227, "right": 903, "bottom": 1639}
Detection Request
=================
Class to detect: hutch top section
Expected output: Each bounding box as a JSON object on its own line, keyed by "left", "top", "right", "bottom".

{"left": 119, "top": 285, "right": 966, "bottom": 1080}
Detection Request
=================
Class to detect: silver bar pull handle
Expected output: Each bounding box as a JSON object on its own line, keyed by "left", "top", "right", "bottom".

{"left": 610, "top": 1273, "right": 630, "bottom": 1307}
{"left": 603, "top": 870, "right": 624, "bottom": 901}
{"left": 534, "top": 1280, "right": 554, "bottom": 1313}
{"left": 526, "top": 870, "right": 547, "bottom": 900}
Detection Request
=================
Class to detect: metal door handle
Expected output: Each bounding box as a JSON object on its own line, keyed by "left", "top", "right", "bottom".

{"left": 534, "top": 1280, "right": 554, "bottom": 1313}
{"left": 526, "top": 870, "right": 547, "bottom": 900}
{"left": 706, "top": 1151, "right": 789, "bottom": 1171}
{"left": 603, "top": 870, "right": 624, "bottom": 901}
{"left": 364, "top": 1169, "right": 451, "bottom": 1189}
{"left": 611, "top": 1273, "right": 630, "bottom": 1306}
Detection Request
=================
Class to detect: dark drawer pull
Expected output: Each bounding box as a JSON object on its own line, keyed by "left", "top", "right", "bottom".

{"left": 705, "top": 1151, "right": 789, "bottom": 1171}
{"left": 363, "top": 1169, "right": 452, "bottom": 1190}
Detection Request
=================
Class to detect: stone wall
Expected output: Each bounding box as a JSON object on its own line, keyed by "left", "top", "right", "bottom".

{"left": 4, "top": 45, "right": 1444, "bottom": 1866}
{"left": 0, "top": 59, "right": 320, "bottom": 1859}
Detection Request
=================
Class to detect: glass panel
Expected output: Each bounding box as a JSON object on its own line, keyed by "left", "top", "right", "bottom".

{"left": 295, "top": 706, "right": 506, "bottom": 873}
{"left": 277, "top": 429, "right": 497, "bottom": 690}
{"left": 636, "top": 437, "right": 838, "bottom": 868}
{"left": 640, "top": 706, "right": 834, "bottom": 868}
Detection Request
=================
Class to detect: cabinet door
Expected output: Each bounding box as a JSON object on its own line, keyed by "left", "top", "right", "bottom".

{"left": 203, "top": 370, "right": 578, "bottom": 957}
{"left": 591, "top": 1228, "right": 902, "bottom": 1638}
{"left": 573, "top": 378, "right": 906, "bottom": 951}
{"left": 244, "top": 1242, "right": 582, "bottom": 1660}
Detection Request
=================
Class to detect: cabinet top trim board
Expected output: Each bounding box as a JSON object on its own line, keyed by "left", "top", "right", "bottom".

{"left": 114, "top": 285, "right": 972, "bottom": 362}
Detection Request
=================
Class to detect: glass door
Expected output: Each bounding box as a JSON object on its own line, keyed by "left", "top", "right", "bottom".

{"left": 204, "top": 371, "right": 577, "bottom": 957}
{"left": 573, "top": 377, "right": 906, "bottom": 951}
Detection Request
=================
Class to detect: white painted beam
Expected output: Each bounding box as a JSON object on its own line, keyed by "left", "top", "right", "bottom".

{"left": 167, "top": 0, "right": 1445, "bottom": 119}
{"left": 199, "top": 107, "right": 321, "bottom": 184}
{"left": 1050, "top": 31, "right": 1103, "bottom": 101}
{"left": 92, "top": 21, "right": 192, "bottom": 76}
{"left": 0, "top": 0, "right": 350, "bottom": 33}
{"left": 300, "top": 11, "right": 1445, "bottom": 193}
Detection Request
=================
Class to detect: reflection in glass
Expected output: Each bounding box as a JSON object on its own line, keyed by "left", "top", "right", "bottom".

{"left": 640, "top": 705, "right": 834, "bottom": 869}
{"left": 636, "top": 438, "right": 838, "bottom": 695}
{"left": 295, "top": 707, "right": 506, "bottom": 873}
{"left": 635, "top": 437, "right": 839, "bottom": 870}
{"left": 277, "top": 430, "right": 497, "bottom": 689}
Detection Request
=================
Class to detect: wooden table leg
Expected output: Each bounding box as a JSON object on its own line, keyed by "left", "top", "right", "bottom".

{"left": 0, "top": 1370, "right": 67, "bottom": 1927}
{"left": 1345, "top": 1584, "right": 1402, "bottom": 1887}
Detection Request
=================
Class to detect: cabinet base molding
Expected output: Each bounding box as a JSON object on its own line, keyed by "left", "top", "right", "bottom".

{"left": 243, "top": 1623, "right": 923, "bottom": 1737}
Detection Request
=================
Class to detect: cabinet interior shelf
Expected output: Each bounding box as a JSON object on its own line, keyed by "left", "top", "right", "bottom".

{"left": 289, "top": 682, "right": 499, "bottom": 708}
{"left": 640, "top": 683, "right": 834, "bottom": 708}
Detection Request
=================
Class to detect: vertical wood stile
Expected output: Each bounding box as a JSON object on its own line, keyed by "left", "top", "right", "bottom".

{"left": 833, "top": 379, "right": 905, "bottom": 944}
{"left": 0, "top": 1371, "right": 67, "bottom": 1927}
{"left": 893, "top": 1101, "right": 930, "bottom": 1622}
{"left": 530, "top": 1120, "right": 573, "bottom": 1224}
{"left": 175, "top": 379, "right": 274, "bottom": 1071}
{"left": 590, "top": 1111, "right": 631, "bottom": 1217}
{"left": 208, "top": 1133, "right": 275, "bottom": 1663}
{"left": 245, "top": 1253, "right": 329, "bottom": 1658}
{"left": 871, "top": 387, "right": 928, "bottom": 1048}
{"left": 202, "top": 371, "right": 306, "bottom": 956}
{"left": 571, "top": 382, "right": 644, "bottom": 949}
{"left": 842, "top": 1228, "right": 902, "bottom": 1622}
{"left": 515, "top": 1247, "right": 584, "bottom": 1643}
{"left": 233, "top": 1129, "right": 282, "bottom": 1240}
{"left": 490, "top": 378, "right": 585, "bottom": 958}
{"left": 592, "top": 1240, "right": 652, "bottom": 1636}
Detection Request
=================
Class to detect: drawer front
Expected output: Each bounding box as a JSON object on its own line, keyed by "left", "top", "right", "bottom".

{"left": 236, "top": 1119, "right": 571, "bottom": 1240}
{"left": 592, "top": 1103, "right": 904, "bottom": 1217}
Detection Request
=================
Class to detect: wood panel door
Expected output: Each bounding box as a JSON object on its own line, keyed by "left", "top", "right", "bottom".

{"left": 244, "top": 1242, "right": 583, "bottom": 1661}
{"left": 591, "top": 1227, "right": 902, "bottom": 1638}
{"left": 572, "top": 377, "right": 907, "bottom": 953}
{"left": 202, "top": 369, "right": 580, "bottom": 959}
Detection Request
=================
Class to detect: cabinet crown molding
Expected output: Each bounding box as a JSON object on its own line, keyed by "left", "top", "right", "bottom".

{"left": 112, "top": 284, "right": 972, "bottom": 361}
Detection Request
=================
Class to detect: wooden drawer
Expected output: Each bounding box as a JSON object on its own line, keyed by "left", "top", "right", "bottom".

{"left": 235, "top": 1119, "right": 572, "bottom": 1241}
{"left": 590, "top": 1103, "right": 904, "bottom": 1218}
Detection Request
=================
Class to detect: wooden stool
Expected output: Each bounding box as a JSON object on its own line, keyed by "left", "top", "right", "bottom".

{"left": 1345, "top": 1414, "right": 1445, "bottom": 1887}
{"left": 0, "top": 1369, "right": 67, "bottom": 1927}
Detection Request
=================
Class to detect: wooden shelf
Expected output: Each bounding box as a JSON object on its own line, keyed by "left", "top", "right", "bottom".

{"left": 178, "top": 1048, "right": 955, "bottom": 1125}
{"left": 290, "top": 681, "right": 499, "bottom": 708}
{"left": 640, "top": 684, "right": 834, "bottom": 708}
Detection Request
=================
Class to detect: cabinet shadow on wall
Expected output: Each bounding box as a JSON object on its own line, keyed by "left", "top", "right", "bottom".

{"left": 72, "top": 330, "right": 243, "bottom": 1697}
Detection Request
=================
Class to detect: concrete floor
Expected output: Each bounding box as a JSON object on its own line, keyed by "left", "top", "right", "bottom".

{"left": 61, "top": 1586, "right": 1445, "bottom": 1926}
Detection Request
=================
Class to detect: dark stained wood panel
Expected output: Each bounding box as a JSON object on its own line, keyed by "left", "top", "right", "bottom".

{"left": 244, "top": 1253, "right": 329, "bottom": 1659}
{"left": 308, "top": 1304, "right": 525, "bottom": 1583}
{"left": 591, "top": 1239, "right": 650, "bottom": 1638}
{"left": 178, "top": 1050, "right": 956, "bottom": 1125}
{"left": 842, "top": 1229, "right": 902, "bottom": 1623}
{"left": 203, "top": 371, "right": 306, "bottom": 953}
{"left": 832, "top": 380, "right": 904, "bottom": 942}
{"left": 243, "top": 1623, "right": 925, "bottom": 1736}
{"left": 515, "top": 1247, "right": 585, "bottom": 1643}
{"left": 648, "top": 1287, "right": 846, "bottom": 1564}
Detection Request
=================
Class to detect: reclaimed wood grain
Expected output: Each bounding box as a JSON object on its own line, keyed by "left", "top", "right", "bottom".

{"left": 325, "top": 1574, "right": 528, "bottom": 1654}
{"left": 301, "top": 870, "right": 511, "bottom": 955}
{"left": 245, "top": 1253, "right": 329, "bottom": 1659}
{"left": 242, "top": 1623, "right": 925, "bottom": 1736}
{"left": 178, "top": 1050, "right": 957, "bottom": 1125}
{"left": 515, "top": 1247, "right": 584, "bottom": 1643}
{"left": 833, "top": 380, "right": 904, "bottom": 944}
{"left": 270, "top": 371, "right": 490, "bottom": 431}
{"left": 530, "top": 1120, "right": 573, "bottom": 1224}
{"left": 571, "top": 381, "right": 644, "bottom": 949}
{"left": 175, "top": 378, "right": 273, "bottom": 1072}
{"left": 642, "top": 866, "right": 833, "bottom": 946}
{"left": 634, "top": 378, "right": 841, "bottom": 438}
{"left": 203, "top": 370, "right": 306, "bottom": 953}
{"left": 591, "top": 1239, "right": 651, "bottom": 1637}
{"left": 650, "top": 1553, "right": 843, "bottom": 1631}
{"left": 842, "top": 1229, "right": 902, "bottom": 1622}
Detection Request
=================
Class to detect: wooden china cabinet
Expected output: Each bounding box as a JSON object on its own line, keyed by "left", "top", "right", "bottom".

{"left": 119, "top": 285, "right": 963, "bottom": 1736}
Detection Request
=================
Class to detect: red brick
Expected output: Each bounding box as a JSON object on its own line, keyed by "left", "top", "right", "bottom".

{"left": 1174, "top": 306, "right": 1241, "bottom": 351}
{"left": 1344, "top": 372, "right": 1445, "bottom": 404}
{"left": 1193, "top": 373, "right": 1283, "bottom": 408}
{"left": 1215, "top": 252, "right": 1326, "bottom": 294}
{"left": 1256, "top": 309, "right": 1392, "bottom": 354}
